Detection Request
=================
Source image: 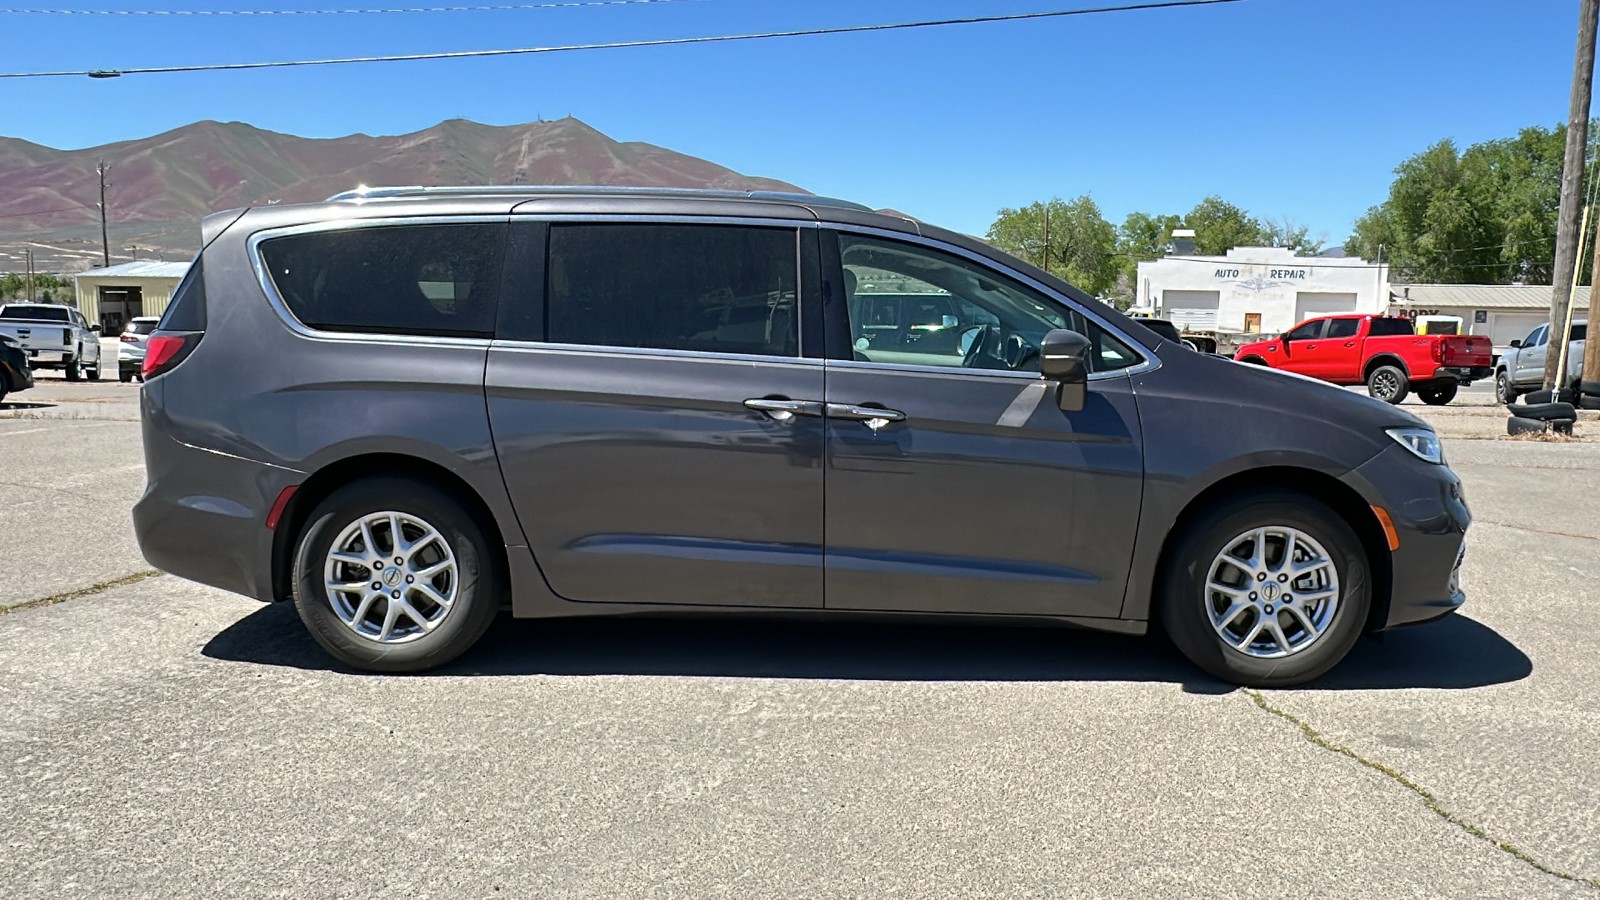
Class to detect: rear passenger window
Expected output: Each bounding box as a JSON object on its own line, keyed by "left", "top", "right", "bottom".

{"left": 259, "top": 223, "right": 504, "bottom": 337}
{"left": 547, "top": 224, "right": 799, "bottom": 357}
{"left": 1325, "top": 318, "right": 1359, "bottom": 339}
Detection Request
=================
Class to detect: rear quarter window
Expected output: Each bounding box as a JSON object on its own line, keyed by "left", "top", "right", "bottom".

{"left": 1368, "top": 318, "right": 1415, "bottom": 336}
{"left": 259, "top": 223, "right": 505, "bottom": 338}
{"left": 158, "top": 259, "right": 207, "bottom": 331}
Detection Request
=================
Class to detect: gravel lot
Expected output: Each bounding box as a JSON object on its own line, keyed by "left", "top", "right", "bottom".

{"left": 3, "top": 360, "right": 1599, "bottom": 898}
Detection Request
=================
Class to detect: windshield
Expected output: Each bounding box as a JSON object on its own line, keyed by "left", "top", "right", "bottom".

{"left": 0, "top": 305, "right": 71, "bottom": 322}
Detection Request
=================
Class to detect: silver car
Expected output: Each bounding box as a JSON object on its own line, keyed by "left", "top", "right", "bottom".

{"left": 117, "top": 316, "right": 162, "bottom": 382}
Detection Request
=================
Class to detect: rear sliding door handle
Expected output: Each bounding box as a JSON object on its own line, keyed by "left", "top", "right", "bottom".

{"left": 743, "top": 398, "right": 823, "bottom": 423}
{"left": 826, "top": 402, "right": 907, "bottom": 431}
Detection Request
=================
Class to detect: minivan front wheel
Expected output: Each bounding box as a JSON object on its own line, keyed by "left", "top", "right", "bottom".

{"left": 1160, "top": 491, "right": 1370, "bottom": 687}
{"left": 291, "top": 476, "right": 501, "bottom": 672}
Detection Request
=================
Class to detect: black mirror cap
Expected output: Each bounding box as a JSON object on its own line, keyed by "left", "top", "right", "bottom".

{"left": 1510, "top": 339, "right": 1522, "bottom": 348}
{"left": 1040, "top": 328, "right": 1091, "bottom": 382}
{"left": 89, "top": 323, "right": 103, "bottom": 333}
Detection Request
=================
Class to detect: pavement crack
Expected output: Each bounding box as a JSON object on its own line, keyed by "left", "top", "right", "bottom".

{"left": 1244, "top": 689, "right": 1600, "bottom": 892}
{"left": 1474, "top": 521, "right": 1600, "bottom": 543}
{"left": 1, "top": 570, "right": 164, "bottom": 616}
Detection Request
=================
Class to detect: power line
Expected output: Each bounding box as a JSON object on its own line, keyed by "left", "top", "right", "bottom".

{"left": 0, "top": 0, "right": 1251, "bottom": 79}
{"left": 0, "top": 205, "right": 86, "bottom": 220}
{"left": 0, "top": 0, "right": 711, "bottom": 15}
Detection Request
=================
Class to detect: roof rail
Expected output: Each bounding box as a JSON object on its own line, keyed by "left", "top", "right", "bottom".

{"left": 323, "top": 184, "right": 873, "bottom": 212}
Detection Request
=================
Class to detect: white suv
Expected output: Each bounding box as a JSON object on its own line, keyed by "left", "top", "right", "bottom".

{"left": 117, "top": 316, "right": 162, "bottom": 382}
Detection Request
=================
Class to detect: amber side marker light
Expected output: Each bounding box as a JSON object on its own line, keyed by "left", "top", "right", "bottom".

{"left": 1371, "top": 506, "right": 1401, "bottom": 552}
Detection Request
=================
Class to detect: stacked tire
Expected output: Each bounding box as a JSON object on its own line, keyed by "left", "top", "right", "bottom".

{"left": 1507, "top": 393, "right": 1576, "bottom": 436}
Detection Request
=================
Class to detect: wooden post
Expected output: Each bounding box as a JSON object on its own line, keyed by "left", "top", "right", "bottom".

{"left": 1547, "top": 0, "right": 1599, "bottom": 389}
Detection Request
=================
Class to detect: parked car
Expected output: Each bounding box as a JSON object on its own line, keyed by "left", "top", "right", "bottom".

{"left": 133, "top": 186, "right": 1470, "bottom": 687}
{"left": 1234, "top": 314, "right": 1492, "bottom": 405}
{"left": 1494, "top": 319, "right": 1586, "bottom": 405}
{"left": 117, "top": 316, "right": 162, "bottom": 382}
{"left": 0, "top": 333, "right": 35, "bottom": 404}
{"left": 0, "top": 303, "right": 103, "bottom": 381}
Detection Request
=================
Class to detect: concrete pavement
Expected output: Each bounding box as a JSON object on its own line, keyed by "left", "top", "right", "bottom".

{"left": 2, "top": 366, "right": 1598, "bottom": 898}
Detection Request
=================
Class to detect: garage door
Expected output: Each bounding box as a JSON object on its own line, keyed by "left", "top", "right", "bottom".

{"left": 1294, "top": 292, "right": 1358, "bottom": 322}
{"left": 1488, "top": 312, "right": 1547, "bottom": 348}
{"left": 1161, "top": 290, "right": 1220, "bottom": 330}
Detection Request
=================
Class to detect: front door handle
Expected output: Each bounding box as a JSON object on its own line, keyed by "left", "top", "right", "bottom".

{"left": 743, "top": 398, "right": 823, "bottom": 423}
{"left": 826, "top": 402, "right": 907, "bottom": 431}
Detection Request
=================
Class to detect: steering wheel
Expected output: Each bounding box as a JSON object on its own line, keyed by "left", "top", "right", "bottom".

{"left": 962, "top": 324, "right": 995, "bottom": 368}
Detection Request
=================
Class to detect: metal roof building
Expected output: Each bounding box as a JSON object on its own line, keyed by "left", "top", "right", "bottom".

{"left": 73, "top": 260, "right": 191, "bottom": 336}
{"left": 1387, "top": 283, "right": 1589, "bottom": 348}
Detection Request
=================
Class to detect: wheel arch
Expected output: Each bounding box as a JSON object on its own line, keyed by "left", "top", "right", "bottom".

{"left": 1363, "top": 354, "right": 1409, "bottom": 381}
{"left": 1152, "top": 466, "right": 1394, "bottom": 635}
{"left": 1238, "top": 355, "right": 1268, "bottom": 366}
{"left": 270, "top": 452, "right": 511, "bottom": 604}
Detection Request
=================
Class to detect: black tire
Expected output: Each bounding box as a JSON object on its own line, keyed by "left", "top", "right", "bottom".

{"left": 1416, "top": 381, "right": 1459, "bottom": 406}
{"left": 1508, "top": 401, "right": 1577, "bottom": 421}
{"left": 1159, "top": 490, "right": 1371, "bottom": 687}
{"left": 291, "top": 476, "right": 503, "bottom": 673}
{"left": 86, "top": 361, "right": 100, "bottom": 381}
{"left": 64, "top": 355, "right": 80, "bottom": 382}
{"left": 118, "top": 368, "right": 133, "bottom": 383}
{"left": 1582, "top": 379, "right": 1600, "bottom": 398}
{"left": 1366, "top": 364, "right": 1409, "bottom": 405}
{"left": 1553, "top": 418, "right": 1576, "bottom": 435}
{"left": 1495, "top": 369, "right": 1519, "bottom": 405}
{"left": 1524, "top": 387, "right": 1578, "bottom": 405}
{"left": 1580, "top": 395, "right": 1600, "bottom": 411}
{"left": 1507, "top": 415, "right": 1549, "bottom": 435}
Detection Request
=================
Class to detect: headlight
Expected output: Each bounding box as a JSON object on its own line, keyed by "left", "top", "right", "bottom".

{"left": 1386, "top": 427, "right": 1443, "bottom": 465}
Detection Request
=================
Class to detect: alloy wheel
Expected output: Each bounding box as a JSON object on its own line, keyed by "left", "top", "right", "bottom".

{"left": 322, "top": 511, "right": 459, "bottom": 644}
{"left": 1372, "top": 371, "right": 1400, "bottom": 401}
{"left": 1204, "top": 525, "right": 1340, "bottom": 659}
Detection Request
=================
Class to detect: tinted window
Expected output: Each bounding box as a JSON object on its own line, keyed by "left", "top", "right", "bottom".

{"left": 1368, "top": 318, "right": 1415, "bottom": 336}
{"left": 1325, "top": 318, "right": 1360, "bottom": 339}
{"left": 159, "top": 257, "right": 207, "bottom": 332}
{"left": 1571, "top": 323, "right": 1588, "bottom": 341}
{"left": 837, "top": 233, "right": 1139, "bottom": 373}
{"left": 1283, "top": 321, "right": 1323, "bottom": 342}
{"left": 260, "top": 223, "right": 504, "bottom": 337}
{"left": 0, "top": 305, "right": 71, "bottom": 322}
{"left": 548, "top": 224, "right": 799, "bottom": 357}
{"left": 126, "top": 319, "right": 160, "bottom": 336}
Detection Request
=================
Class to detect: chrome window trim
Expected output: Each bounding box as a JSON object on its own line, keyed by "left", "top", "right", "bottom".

{"left": 488, "top": 339, "right": 824, "bottom": 369}
{"left": 825, "top": 356, "right": 1133, "bottom": 383}
{"left": 247, "top": 215, "right": 511, "bottom": 349}
{"left": 512, "top": 213, "right": 823, "bottom": 230}
{"left": 826, "top": 223, "right": 1160, "bottom": 379}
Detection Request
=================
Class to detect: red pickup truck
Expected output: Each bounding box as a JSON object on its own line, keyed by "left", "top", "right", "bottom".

{"left": 1233, "top": 314, "right": 1493, "bottom": 405}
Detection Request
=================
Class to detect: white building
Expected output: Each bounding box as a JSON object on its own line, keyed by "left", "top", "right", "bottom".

{"left": 1136, "top": 246, "right": 1389, "bottom": 335}
{"left": 1386, "top": 283, "right": 1588, "bottom": 350}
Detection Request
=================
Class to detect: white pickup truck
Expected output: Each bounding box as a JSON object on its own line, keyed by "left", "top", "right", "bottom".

{"left": 0, "top": 303, "right": 104, "bottom": 381}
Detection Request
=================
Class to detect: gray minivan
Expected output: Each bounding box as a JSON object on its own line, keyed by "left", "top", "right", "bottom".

{"left": 133, "top": 187, "right": 1469, "bottom": 686}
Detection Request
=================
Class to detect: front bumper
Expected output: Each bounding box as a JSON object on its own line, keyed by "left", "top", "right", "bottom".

{"left": 1342, "top": 444, "right": 1470, "bottom": 629}
{"left": 1433, "top": 365, "right": 1492, "bottom": 384}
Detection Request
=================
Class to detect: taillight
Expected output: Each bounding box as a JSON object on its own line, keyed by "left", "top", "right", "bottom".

{"left": 120, "top": 333, "right": 139, "bottom": 343}
{"left": 1431, "top": 341, "right": 1444, "bottom": 363}
{"left": 62, "top": 328, "right": 70, "bottom": 345}
{"left": 142, "top": 331, "right": 202, "bottom": 379}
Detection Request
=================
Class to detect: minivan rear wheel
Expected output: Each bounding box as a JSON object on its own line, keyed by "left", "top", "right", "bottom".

{"left": 1159, "top": 490, "right": 1370, "bottom": 687}
{"left": 291, "top": 476, "right": 501, "bottom": 672}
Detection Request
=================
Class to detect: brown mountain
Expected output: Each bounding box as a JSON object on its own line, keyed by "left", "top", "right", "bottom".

{"left": 0, "top": 116, "right": 803, "bottom": 232}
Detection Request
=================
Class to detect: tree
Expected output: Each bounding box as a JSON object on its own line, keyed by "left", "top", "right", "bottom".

{"left": 1346, "top": 126, "right": 1574, "bottom": 283}
{"left": 986, "top": 195, "right": 1118, "bottom": 296}
{"left": 1184, "top": 195, "right": 1268, "bottom": 255}
{"left": 1260, "top": 217, "right": 1327, "bottom": 255}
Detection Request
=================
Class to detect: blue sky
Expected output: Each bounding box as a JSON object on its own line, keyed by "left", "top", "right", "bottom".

{"left": 0, "top": 0, "right": 1589, "bottom": 242}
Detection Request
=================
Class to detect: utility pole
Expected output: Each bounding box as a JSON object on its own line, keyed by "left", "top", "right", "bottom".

{"left": 24, "top": 248, "right": 35, "bottom": 301}
{"left": 1584, "top": 216, "right": 1600, "bottom": 394}
{"left": 1041, "top": 203, "right": 1051, "bottom": 274}
{"left": 96, "top": 158, "right": 111, "bottom": 268}
{"left": 1547, "top": 0, "right": 1599, "bottom": 389}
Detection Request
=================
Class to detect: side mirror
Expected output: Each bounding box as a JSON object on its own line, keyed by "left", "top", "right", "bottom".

{"left": 89, "top": 324, "right": 103, "bottom": 334}
{"left": 1040, "top": 328, "right": 1091, "bottom": 412}
{"left": 941, "top": 314, "right": 959, "bottom": 329}
{"left": 1510, "top": 339, "right": 1522, "bottom": 348}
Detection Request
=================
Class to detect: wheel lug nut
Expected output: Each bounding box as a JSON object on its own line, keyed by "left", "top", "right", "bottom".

{"left": 394, "top": 557, "right": 403, "bottom": 565}
{"left": 1256, "top": 573, "right": 1266, "bottom": 581}
{"left": 1249, "top": 592, "right": 1258, "bottom": 600}
{"left": 1278, "top": 574, "right": 1288, "bottom": 582}
{"left": 1283, "top": 595, "right": 1292, "bottom": 603}
{"left": 406, "top": 575, "right": 414, "bottom": 584}
{"left": 1265, "top": 605, "right": 1274, "bottom": 613}
{"left": 391, "top": 591, "right": 400, "bottom": 599}
{"left": 371, "top": 582, "right": 381, "bottom": 590}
